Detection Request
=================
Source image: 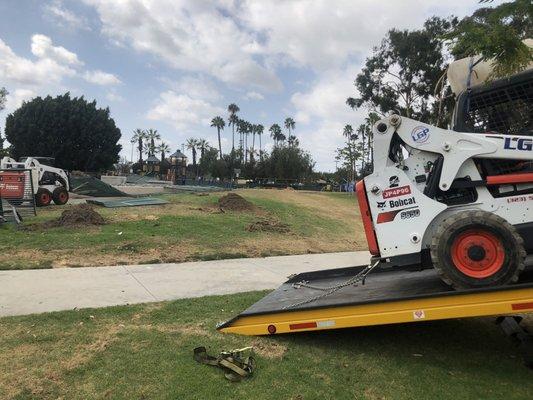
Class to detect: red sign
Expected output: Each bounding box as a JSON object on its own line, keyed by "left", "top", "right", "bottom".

{"left": 382, "top": 185, "right": 411, "bottom": 199}
{"left": 0, "top": 172, "right": 26, "bottom": 198}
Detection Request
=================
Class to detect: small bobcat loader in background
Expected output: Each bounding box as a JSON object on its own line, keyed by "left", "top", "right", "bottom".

{"left": 0, "top": 156, "right": 70, "bottom": 207}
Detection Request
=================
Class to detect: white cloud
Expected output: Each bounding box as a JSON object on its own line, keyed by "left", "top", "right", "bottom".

{"left": 83, "top": 0, "right": 282, "bottom": 92}
{"left": 0, "top": 34, "right": 122, "bottom": 106}
{"left": 161, "top": 76, "right": 221, "bottom": 101}
{"left": 239, "top": 0, "right": 479, "bottom": 71}
{"left": 43, "top": 0, "right": 91, "bottom": 31}
{"left": 105, "top": 89, "right": 124, "bottom": 102}
{"left": 146, "top": 90, "right": 224, "bottom": 131}
{"left": 0, "top": 36, "right": 77, "bottom": 86}
{"left": 244, "top": 91, "right": 264, "bottom": 100}
{"left": 31, "top": 34, "right": 82, "bottom": 66}
{"left": 83, "top": 70, "right": 121, "bottom": 85}
{"left": 290, "top": 65, "right": 366, "bottom": 171}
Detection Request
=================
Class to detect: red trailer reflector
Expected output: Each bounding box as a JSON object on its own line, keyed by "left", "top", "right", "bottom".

{"left": 512, "top": 302, "right": 533, "bottom": 311}
{"left": 289, "top": 322, "right": 317, "bottom": 330}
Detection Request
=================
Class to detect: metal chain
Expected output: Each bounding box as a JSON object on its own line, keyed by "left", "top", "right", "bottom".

{"left": 282, "top": 260, "right": 380, "bottom": 310}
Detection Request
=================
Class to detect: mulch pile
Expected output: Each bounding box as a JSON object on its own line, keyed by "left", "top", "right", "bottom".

{"left": 246, "top": 219, "right": 290, "bottom": 233}
{"left": 218, "top": 193, "right": 256, "bottom": 212}
{"left": 50, "top": 204, "right": 106, "bottom": 227}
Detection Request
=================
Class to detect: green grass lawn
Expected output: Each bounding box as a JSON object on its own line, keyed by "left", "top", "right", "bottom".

{"left": 0, "top": 190, "right": 365, "bottom": 270}
{"left": 1, "top": 291, "right": 532, "bottom": 400}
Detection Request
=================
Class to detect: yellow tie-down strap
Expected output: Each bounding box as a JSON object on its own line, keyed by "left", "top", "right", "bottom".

{"left": 219, "top": 287, "right": 533, "bottom": 336}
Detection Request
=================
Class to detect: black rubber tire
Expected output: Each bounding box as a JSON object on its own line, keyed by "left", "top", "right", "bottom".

{"left": 430, "top": 210, "right": 526, "bottom": 289}
{"left": 52, "top": 187, "right": 69, "bottom": 205}
{"left": 35, "top": 188, "right": 52, "bottom": 207}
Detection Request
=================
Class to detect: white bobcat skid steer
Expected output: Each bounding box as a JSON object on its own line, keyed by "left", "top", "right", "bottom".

{"left": 358, "top": 67, "right": 533, "bottom": 289}
{"left": 0, "top": 157, "right": 70, "bottom": 207}
{"left": 358, "top": 95, "right": 533, "bottom": 289}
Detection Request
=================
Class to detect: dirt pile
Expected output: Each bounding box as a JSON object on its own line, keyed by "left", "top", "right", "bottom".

{"left": 218, "top": 193, "right": 255, "bottom": 212}
{"left": 246, "top": 218, "right": 290, "bottom": 233}
{"left": 51, "top": 204, "right": 106, "bottom": 227}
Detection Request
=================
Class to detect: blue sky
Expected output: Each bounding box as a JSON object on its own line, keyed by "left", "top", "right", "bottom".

{"left": 0, "top": 0, "right": 483, "bottom": 170}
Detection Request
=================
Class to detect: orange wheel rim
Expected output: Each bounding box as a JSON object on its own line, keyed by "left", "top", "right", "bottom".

{"left": 59, "top": 192, "right": 67, "bottom": 202}
{"left": 451, "top": 229, "right": 505, "bottom": 278}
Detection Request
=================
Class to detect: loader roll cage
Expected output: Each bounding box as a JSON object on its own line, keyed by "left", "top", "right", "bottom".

{"left": 453, "top": 68, "right": 533, "bottom": 137}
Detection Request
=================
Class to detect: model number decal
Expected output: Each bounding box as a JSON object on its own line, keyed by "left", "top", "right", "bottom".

{"left": 400, "top": 208, "right": 420, "bottom": 219}
{"left": 383, "top": 185, "right": 411, "bottom": 199}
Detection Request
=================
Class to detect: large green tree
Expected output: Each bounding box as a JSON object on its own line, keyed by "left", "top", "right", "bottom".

{"left": 5, "top": 93, "right": 121, "bottom": 171}
{"left": 447, "top": 0, "right": 532, "bottom": 78}
{"left": 347, "top": 17, "right": 457, "bottom": 126}
{"left": 259, "top": 145, "right": 314, "bottom": 181}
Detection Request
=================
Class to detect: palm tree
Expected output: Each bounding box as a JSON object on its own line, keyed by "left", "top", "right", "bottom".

{"left": 228, "top": 114, "right": 239, "bottom": 153}
{"left": 251, "top": 124, "right": 257, "bottom": 158}
{"left": 284, "top": 117, "right": 295, "bottom": 136}
{"left": 186, "top": 138, "right": 198, "bottom": 175}
{"left": 227, "top": 104, "right": 240, "bottom": 151}
{"left": 256, "top": 124, "right": 264, "bottom": 160}
{"left": 269, "top": 124, "right": 282, "bottom": 146}
{"left": 145, "top": 129, "right": 160, "bottom": 156}
{"left": 157, "top": 142, "right": 170, "bottom": 162}
{"left": 196, "top": 138, "right": 209, "bottom": 160}
{"left": 131, "top": 129, "right": 147, "bottom": 165}
{"left": 237, "top": 119, "right": 246, "bottom": 161}
{"left": 287, "top": 135, "right": 299, "bottom": 147}
{"left": 243, "top": 121, "right": 251, "bottom": 164}
{"left": 210, "top": 116, "right": 225, "bottom": 159}
{"left": 144, "top": 142, "right": 156, "bottom": 157}
{"left": 343, "top": 124, "right": 356, "bottom": 141}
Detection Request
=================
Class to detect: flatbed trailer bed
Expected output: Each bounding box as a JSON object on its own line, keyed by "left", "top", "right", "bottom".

{"left": 218, "top": 264, "right": 533, "bottom": 336}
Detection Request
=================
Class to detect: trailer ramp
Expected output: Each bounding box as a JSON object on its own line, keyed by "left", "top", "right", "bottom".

{"left": 217, "top": 266, "right": 533, "bottom": 336}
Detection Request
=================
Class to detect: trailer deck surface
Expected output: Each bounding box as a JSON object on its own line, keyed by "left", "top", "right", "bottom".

{"left": 218, "top": 264, "right": 533, "bottom": 335}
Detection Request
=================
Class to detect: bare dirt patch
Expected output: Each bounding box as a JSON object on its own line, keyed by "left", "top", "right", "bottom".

{"left": 155, "top": 323, "right": 214, "bottom": 338}
{"left": 188, "top": 206, "right": 224, "bottom": 214}
{"left": 218, "top": 193, "right": 256, "bottom": 212}
{"left": 250, "top": 338, "right": 287, "bottom": 359}
{"left": 246, "top": 218, "right": 290, "bottom": 233}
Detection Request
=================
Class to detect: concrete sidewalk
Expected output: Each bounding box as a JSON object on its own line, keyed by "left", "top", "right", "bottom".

{"left": 0, "top": 251, "right": 370, "bottom": 317}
